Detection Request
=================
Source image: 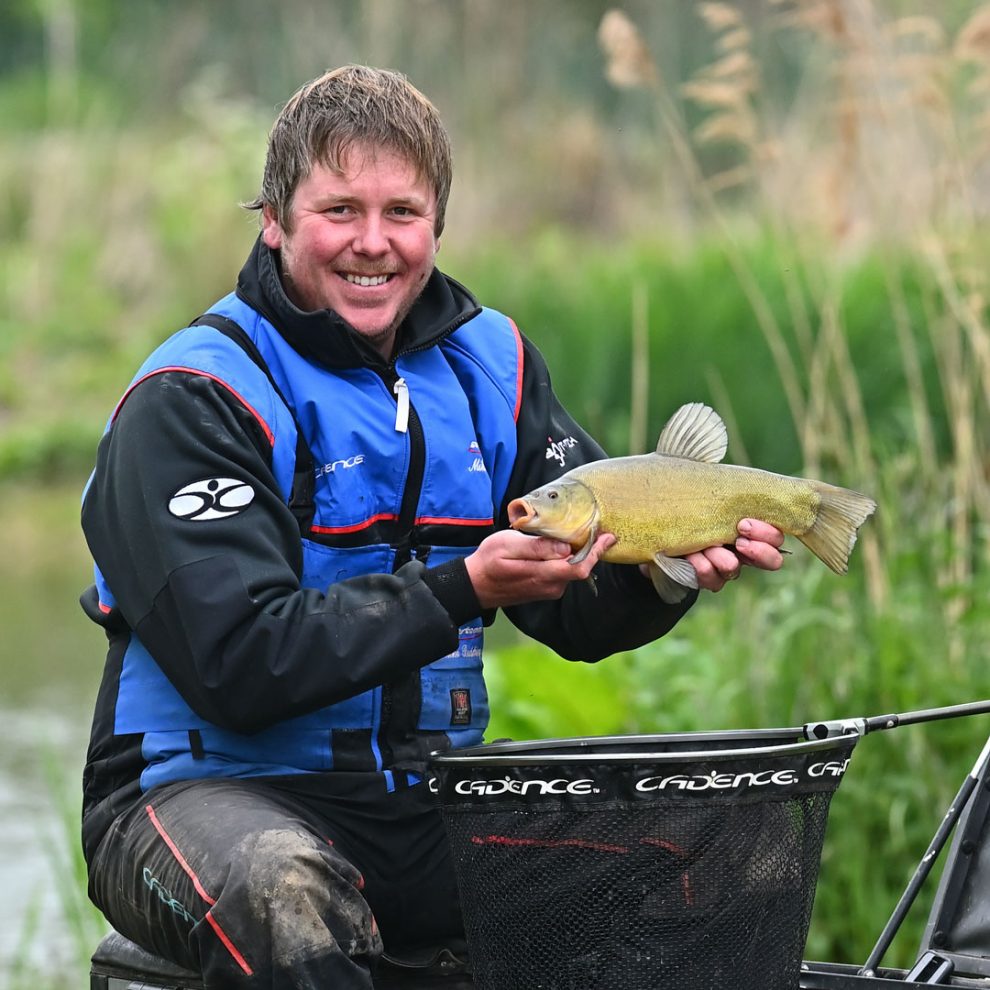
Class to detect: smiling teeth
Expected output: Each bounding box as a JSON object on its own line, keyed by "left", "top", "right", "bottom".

{"left": 345, "top": 274, "right": 390, "bottom": 286}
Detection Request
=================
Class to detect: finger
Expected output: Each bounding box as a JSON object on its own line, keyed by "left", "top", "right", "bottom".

{"left": 735, "top": 538, "right": 784, "bottom": 572}
{"left": 589, "top": 533, "right": 616, "bottom": 558}
{"left": 700, "top": 545, "right": 742, "bottom": 581}
{"left": 685, "top": 549, "right": 729, "bottom": 592}
{"left": 512, "top": 533, "right": 573, "bottom": 560}
{"left": 564, "top": 534, "right": 614, "bottom": 578}
{"left": 737, "top": 518, "right": 785, "bottom": 548}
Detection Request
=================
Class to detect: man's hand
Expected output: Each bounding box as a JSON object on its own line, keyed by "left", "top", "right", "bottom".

{"left": 465, "top": 530, "right": 615, "bottom": 609}
{"left": 686, "top": 518, "right": 785, "bottom": 593}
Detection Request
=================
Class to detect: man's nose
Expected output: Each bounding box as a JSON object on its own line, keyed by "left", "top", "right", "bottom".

{"left": 352, "top": 214, "right": 389, "bottom": 256}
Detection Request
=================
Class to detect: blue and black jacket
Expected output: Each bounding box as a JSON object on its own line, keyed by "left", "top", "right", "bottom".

{"left": 79, "top": 237, "right": 694, "bottom": 861}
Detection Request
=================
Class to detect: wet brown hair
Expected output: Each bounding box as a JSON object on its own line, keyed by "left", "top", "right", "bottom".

{"left": 245, "top": 65, "right": 452, "bottom": 235}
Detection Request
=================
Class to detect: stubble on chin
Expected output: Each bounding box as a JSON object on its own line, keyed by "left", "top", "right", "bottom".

{"left": 358, "top": 271, "right": 433, "bottom": 356}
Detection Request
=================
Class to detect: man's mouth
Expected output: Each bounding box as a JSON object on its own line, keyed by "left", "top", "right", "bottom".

{"left": 342, "top": 273, "right": 393, "bottom": 287}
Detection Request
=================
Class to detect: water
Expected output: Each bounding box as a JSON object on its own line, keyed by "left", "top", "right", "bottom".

{"left": 1, "top": 485, "right": 106, "bottom": 975}
{"left": 0, "top": 694, "right": 98, "bottom": 971}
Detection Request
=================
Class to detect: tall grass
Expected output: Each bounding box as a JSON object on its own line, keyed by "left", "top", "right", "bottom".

{"left": 1, "top": 754, "right": 107, "bottom": 990}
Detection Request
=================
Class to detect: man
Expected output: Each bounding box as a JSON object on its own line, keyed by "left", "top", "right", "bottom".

{"left": 80, "top": 65, "right": 784, "bottom": 989}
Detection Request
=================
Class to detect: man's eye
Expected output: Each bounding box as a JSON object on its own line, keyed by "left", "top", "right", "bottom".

{"left": 325, "top": 205, "right": 351, "bottom": 216}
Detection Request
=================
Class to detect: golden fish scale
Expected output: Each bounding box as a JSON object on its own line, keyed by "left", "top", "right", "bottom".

{"left": 570, "top": 454, "right": 822, "bottom": 563}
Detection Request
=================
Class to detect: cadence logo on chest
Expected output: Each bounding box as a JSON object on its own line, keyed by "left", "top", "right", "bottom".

{"left": 168, "top": 478, "right": 255, "bottom": 520}
{"left": 315, "top": 454, "right": 366, "bottom": 479}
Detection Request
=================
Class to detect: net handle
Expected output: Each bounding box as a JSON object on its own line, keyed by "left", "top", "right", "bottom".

{"left": 859, "top": 731, "right": 990, "bottom": 976}
{"left": 803, "top": 699, "right": 990, "bottom": 740}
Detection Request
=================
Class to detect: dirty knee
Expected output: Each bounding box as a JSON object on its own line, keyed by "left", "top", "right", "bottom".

{"left": 231, "top": 828, "right": 380, "bottom": 964}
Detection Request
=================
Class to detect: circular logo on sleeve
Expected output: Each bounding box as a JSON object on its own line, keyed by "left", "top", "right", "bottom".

{"left": 168, "top": 478, "right": 255, "bottom": 521}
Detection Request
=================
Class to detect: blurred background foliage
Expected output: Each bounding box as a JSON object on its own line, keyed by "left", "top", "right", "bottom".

{"left": 3, "top": 0, "right": 990, "bottom": 983}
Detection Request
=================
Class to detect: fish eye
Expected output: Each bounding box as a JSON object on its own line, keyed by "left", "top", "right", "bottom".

{"left": 548, "top": 490, "right": 558, "bottom": 500}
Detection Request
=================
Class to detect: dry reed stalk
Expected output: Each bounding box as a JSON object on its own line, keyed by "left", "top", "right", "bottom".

{"left": 703, "top": 366, "right": 749, "bottom": 466}
{"left": 628, "top": 281, "right": 650, "bottom": 456}
{"left": 922, "top": 237, "right": 990, "bottom": 491}
{"left": 681, "top": 1, "right": 761, "bottom": 192}
{"left": 821, "top": 294, "right": 886, "bottom": 607}
{"left": 597, "top": 9, "right": 658, "bottom": 91}
{"left": 599, "top": 6, "right": 809, "bottom": 444}
{"left": 879, "top": 257, "right": 938, "bottom": 474}
{"left": 955, "top": 7, "right": 990, "bottom": 66}
{"left": 913, "top": 242, "right": 988, "bottom": 652}
{"left": 801, "top": 292, "right": 834, "bottom": 480}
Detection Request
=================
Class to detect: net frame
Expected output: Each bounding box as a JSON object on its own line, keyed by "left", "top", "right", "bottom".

{"left": 432, "top": 729, "right": 858, "bottom": 990}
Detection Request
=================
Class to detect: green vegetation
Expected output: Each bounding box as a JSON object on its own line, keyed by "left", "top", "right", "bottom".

{"left": 4, "top": 0, "right": 990, "bottom": 984}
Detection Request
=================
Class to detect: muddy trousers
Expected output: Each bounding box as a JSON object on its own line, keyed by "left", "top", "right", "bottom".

{"left": 86, "top": 775, "right": 465, "bottom": 989}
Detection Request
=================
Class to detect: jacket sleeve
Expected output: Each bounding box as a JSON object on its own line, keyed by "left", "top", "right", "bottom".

{"left": 497, "top": 334, "right": 697, "bottom": 660}
{"left": 81, "top": 371, "right": 480, "bottom": 734}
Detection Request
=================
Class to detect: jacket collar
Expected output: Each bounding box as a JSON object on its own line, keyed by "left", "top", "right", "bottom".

{"left": 234, "top": 236, "right": 481, "bottom": 370}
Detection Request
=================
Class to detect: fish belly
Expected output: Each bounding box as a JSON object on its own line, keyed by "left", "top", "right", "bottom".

{"left": 579, "top": 456, "right": 820, "bottom": 563}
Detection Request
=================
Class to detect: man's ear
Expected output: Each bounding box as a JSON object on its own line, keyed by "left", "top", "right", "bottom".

{"left": 261, "top": 204, "right": 283, "bottom": 249}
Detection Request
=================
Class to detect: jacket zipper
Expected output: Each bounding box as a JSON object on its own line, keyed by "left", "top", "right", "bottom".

{"left": 373, "top": 309, "right": 478, "bottom": 774}
{"left": 385, "top": 370, "right": 426, "bottom": 551}
{"left": 380, "top": 367, "right": 429, "bottom": 774}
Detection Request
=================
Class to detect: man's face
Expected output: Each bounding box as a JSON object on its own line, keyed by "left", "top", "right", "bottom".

{"left": 262, "top": 145, "right": 440, "bottom": 360}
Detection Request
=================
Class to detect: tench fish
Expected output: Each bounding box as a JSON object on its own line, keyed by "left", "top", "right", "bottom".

{"left": 507, "top": 402, "right": 877, "bottom": 602}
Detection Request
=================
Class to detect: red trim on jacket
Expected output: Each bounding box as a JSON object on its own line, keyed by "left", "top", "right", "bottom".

{"left": 310, "top": 512, "right": 398, "bottom": 535}
{"left": 113, "top": 368, "right": 275, "bottom": 447}
{"left": 508, "top": 319, "right": 524, "bottom": 423}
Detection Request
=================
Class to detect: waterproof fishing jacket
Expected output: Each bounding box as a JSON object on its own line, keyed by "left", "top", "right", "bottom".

{"left": 79, "top": 237, "right": 695, "bottom": 860}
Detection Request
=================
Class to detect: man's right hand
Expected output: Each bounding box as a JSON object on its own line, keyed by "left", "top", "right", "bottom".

{"left": 465, "top": 530, "right": 615, "bottom": 609}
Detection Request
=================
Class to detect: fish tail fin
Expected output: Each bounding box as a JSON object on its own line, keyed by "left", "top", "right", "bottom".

{"left": 797, "top": 484, "right": 877, "bottom": 574}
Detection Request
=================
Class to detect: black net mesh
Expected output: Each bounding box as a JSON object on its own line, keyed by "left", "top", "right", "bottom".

{"left": 433, "top": 732, "right": 856, "bottom": 990}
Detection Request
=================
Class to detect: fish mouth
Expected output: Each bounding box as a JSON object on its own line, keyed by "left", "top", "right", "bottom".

{"left": 507, "top": 497, "right": 536, "bottom": 530}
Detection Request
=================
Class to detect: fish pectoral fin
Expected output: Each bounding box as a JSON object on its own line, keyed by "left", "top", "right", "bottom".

{"left": 655, "top": 403, "right": 728, "bottom": 463}
{"left": 567, "top": 520, "right": 600, "bottom": 565}
{"left": 648, "top": 553, "right": 699, "bottom": 603}
{"left": 654, "top": 552, "right": 699, "bottom": 588}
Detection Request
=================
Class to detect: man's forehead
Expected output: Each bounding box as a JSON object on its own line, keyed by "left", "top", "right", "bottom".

{"left": 319, "top": 139, "right": 422, "bottom": 181}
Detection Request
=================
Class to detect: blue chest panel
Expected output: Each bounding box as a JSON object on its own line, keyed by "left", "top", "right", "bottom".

{"left": 102, "top": 294, "right": 523, "bottom": 791}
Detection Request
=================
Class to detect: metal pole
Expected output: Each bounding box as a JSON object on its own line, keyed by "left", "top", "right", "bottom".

{"left": 859, "top": 732, "right": 990, "bottom": 977}
{"left": 804, "top": 699, "right": 990, "bottom": 741}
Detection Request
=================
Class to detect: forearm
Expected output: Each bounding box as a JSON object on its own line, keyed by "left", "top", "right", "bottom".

{"left": 129, "top": 555, "right": 468, "bottom": 733}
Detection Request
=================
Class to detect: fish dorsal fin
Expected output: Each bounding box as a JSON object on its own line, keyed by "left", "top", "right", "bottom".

{"left": 655, "top": 403, "right": 728, "bottom": 463}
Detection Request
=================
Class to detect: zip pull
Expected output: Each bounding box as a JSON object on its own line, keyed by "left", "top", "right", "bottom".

{"left": 393, "top": 376, "right": 409, "bottom": 433}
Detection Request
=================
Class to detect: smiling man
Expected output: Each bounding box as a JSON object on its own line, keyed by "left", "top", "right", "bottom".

{"left": 79, "top": 65, "right": 784, "bottom": 989}
{"left": 261, "top": 147, "right": 439, "bottom": 356}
